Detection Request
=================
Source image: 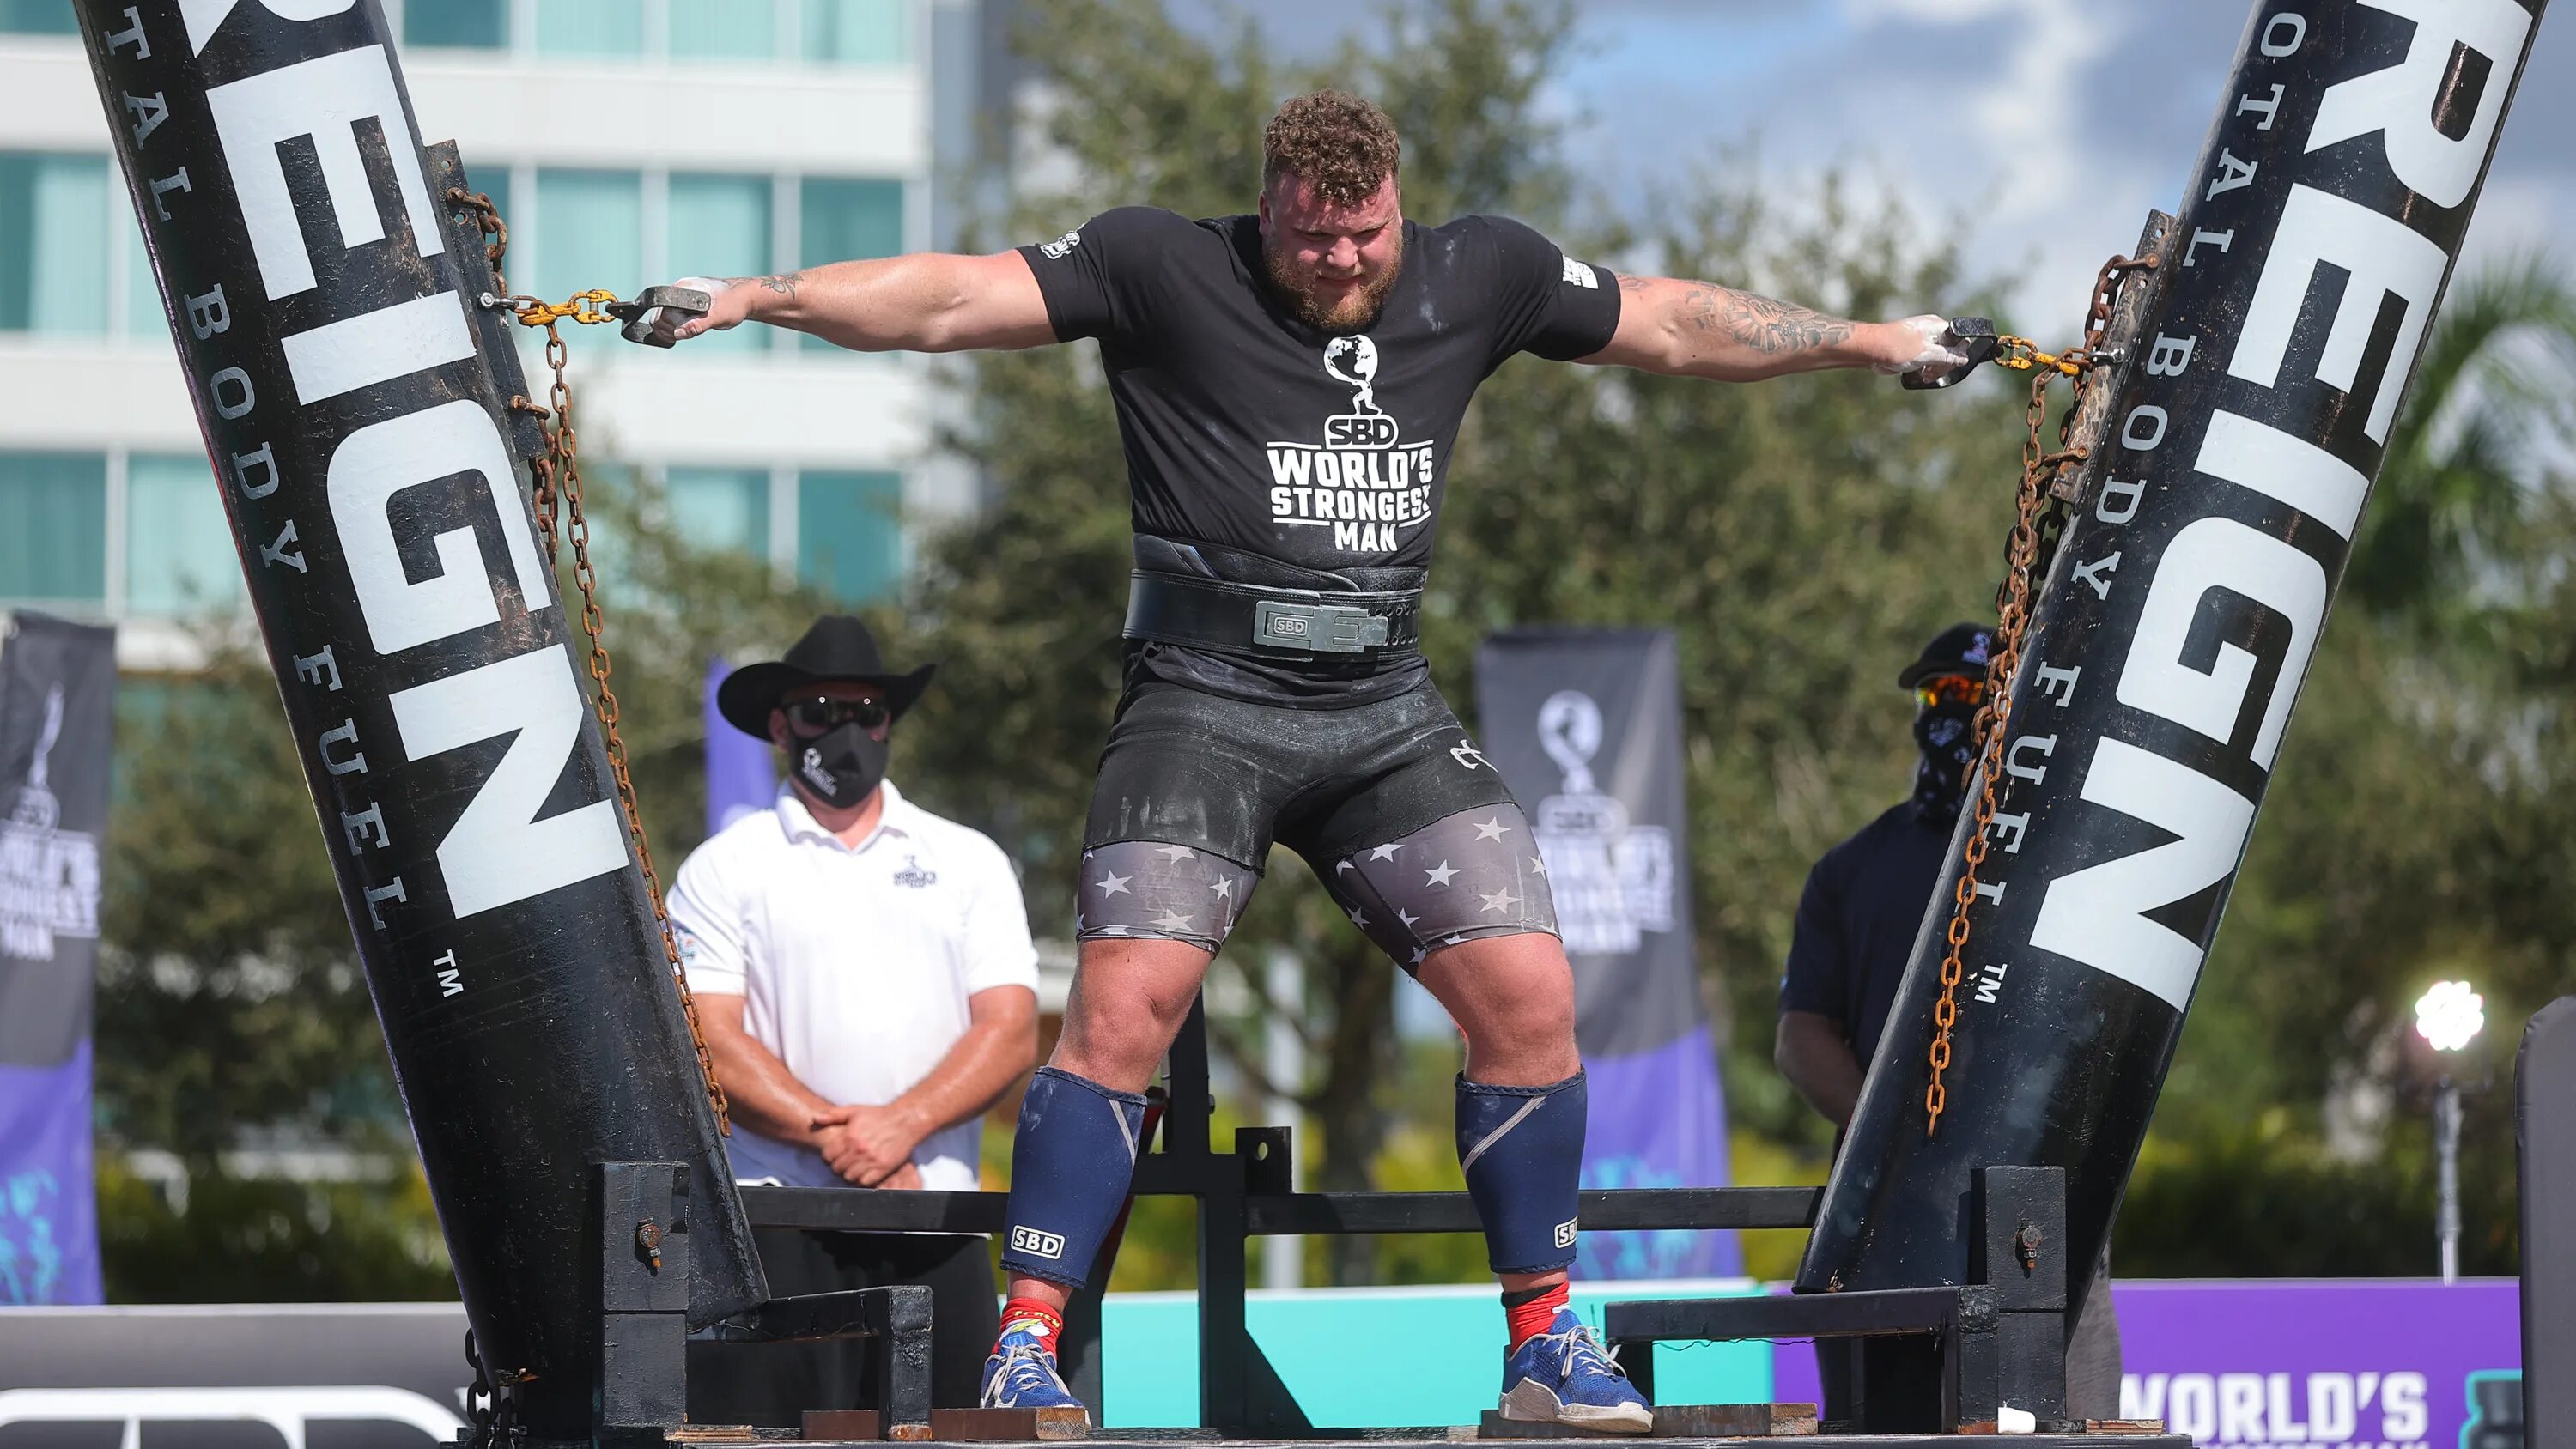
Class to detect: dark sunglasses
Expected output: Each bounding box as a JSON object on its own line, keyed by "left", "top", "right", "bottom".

{"left": 783, "top": 696, "right": 890, "bottom": 737}
{"left": 1914, "top": 676, "right": 1987, "bottom": 709}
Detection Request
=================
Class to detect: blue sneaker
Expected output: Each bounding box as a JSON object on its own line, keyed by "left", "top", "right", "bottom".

{"left": 980, "top": 1320, "right": 1088, "bottom": 1415}
{"left": 1498, "top": 1308, "right": 1654, "bottom": 1434}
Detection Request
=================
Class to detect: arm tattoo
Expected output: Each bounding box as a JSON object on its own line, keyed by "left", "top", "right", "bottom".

{"left": 1680, "top": 282, "right": 1854, "bottom": 355}
{"left": 726, "top": 271, "right": 804, "bottom": 300}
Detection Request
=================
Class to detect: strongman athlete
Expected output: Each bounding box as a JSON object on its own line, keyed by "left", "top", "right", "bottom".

{"left": 647, "top": 92, "right": 1970, "bottom": 1431}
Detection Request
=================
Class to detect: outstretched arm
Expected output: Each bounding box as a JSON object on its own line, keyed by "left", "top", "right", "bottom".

{"left": 1585, "top": 275, "right": 1962, "bottom": 384}
{"left": 649, "top": 251, "right": 1058, "bottom": 352}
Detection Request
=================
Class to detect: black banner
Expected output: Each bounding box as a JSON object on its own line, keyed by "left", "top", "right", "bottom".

{"left": 0, "top": 614, "right": 113, "bottom": 1068}
{"left": 1802, "top": 0, "right": 2551, "bottom": 1318}
{"left": 74, "top": 1, "right": 760, "bottom": 1421}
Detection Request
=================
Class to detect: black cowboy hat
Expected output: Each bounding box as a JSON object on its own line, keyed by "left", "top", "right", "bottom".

{"left": 1897, "top": 621, "right": 1996, "bottom": 688}
{"left": 716, "top": 615, "right": 937, "bottom": 740}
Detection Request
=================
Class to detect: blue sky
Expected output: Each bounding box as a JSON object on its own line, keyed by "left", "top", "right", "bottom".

{"left": 1171, "top": 0, "right": 2576, "bottom": 326}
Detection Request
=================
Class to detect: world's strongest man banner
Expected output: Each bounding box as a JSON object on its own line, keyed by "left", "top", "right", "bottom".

{"left": 0, "top": 611, "right": 117, "bottom": 1305}
{"left": 1477, "top": 628, "right": 1739, "bottom": 1279}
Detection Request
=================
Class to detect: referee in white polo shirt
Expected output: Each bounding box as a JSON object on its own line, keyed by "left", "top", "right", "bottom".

{"left": 672, "top": 615, "right": 1040, "bottom": 1424}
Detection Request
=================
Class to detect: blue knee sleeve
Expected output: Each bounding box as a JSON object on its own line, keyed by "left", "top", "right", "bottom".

{"left": 1456, "top": 1071, "right": 1587, "bottom": 1275}
{"left": 999, "top": 1067, "right": 1149, "bottom": 1288}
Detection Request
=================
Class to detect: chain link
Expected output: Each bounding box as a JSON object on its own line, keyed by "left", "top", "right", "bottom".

{"left": 462, "top": 1331, "right": 519, "bottom": 1449}
{"left": 505, "top": 288, "right": 622, "bottom": 327}
{"left": 449, "top": 188, "right": 509, "bottom": 294}
{"left": 452, "top": 191, "right": 732, "bottom": 1136}
{"left": 1989, "top": 335, "right": 2087, "bottom": 378}
{"left": 1923, "top": 252, "right": 2159, "bottom": 1137}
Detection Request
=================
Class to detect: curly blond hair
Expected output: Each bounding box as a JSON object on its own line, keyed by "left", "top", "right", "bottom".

{"left": 1261, "top": 90, "right": 1401, "bottom": 206}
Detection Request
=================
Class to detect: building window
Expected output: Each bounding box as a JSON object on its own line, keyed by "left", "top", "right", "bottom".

{"left": 668, "top": 174, "right": 771, "bottom": 354}
{"left": 125, "top": 454, "right": 245, "bottom": 618}
{"left": 802, "top": 0, "right": 906, "bottom": 64}
{"left": 797, "top": 471, "right": 900, "bottom": 603}
{"left": 0, "top": 154, "right": 109, "bottom": 336}
{"left": 531, "top": 169, "right": 641, "bottom": 302}
{"left": 0, "top": 452, "right": 106, "bottom": 609}
{"left": 403, "top": 0, "right": 505, "bottom": 49}
{"left": 535, "top": 0, "right": 643, "bottom": 57}
{"left": 798, "top": 179, "right": 902, "bottom": 352}
{"left": 668, "top": 467, "right": 772, "bottom": 560}
{"left": 671, "top": 0, "right": 773, "bottom": 61}
{"left": 0, "top": 1, "right": 76, "bottom": 35}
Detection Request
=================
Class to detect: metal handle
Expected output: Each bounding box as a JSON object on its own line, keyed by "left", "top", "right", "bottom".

{"left": 1902, "top": 315, "right": 2002, "bottom": 391}
{"left": 609, "top": 285, "right": 712, "bottom": 348}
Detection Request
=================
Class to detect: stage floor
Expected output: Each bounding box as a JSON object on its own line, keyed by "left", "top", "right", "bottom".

{"left": 787, "top": 1438, "right": 2190, "bottom": 1447}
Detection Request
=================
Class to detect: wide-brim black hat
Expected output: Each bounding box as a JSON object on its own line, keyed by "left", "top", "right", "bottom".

{"left": 1897, "top": 621, "right": 1997, "bottom": 688}
{"left": 716, "top": 615, "right": 937, "bottom": 740}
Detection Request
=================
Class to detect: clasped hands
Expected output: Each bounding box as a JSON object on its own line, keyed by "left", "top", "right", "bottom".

{"left": 811, "top": 1101, "right": 928, "bottom": 1189}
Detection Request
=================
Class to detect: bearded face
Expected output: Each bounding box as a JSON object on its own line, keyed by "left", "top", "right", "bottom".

{"left": 1259, "top": 173, "right": 1405, "bottom": 333}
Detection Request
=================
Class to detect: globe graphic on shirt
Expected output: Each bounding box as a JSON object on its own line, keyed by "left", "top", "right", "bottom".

{"left": 1321, "top": 335, "right": 1380, "bottom": 412}
{"left": 1321, "top": 333, "right": 1377, "bottom": 379}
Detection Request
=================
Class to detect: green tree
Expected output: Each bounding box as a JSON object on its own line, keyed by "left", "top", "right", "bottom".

{"left": 94, "top": 644, "right": 446, "bottom": 1298}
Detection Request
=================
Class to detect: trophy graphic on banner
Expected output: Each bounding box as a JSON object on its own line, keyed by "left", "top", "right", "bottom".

{"left": 1531, "top": 689, "right": 1674, "bottom": 956}
{"left": 1, "top": 688, "right": 100, "bottom": 965}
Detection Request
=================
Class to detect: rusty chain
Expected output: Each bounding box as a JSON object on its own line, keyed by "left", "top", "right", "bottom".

{"left": 451, "top": 188, "right": 509, "bottom": 293}
{"left": 448, "top": 187, "right": 732, "bottom": 1136}
{"left": 1923, "top": 252, "right": 2160, "bottom": 1137}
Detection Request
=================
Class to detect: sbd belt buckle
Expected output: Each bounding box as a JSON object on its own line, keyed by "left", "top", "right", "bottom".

{"left": 1255, "top": 600, "right": 1388, "bottom": 653}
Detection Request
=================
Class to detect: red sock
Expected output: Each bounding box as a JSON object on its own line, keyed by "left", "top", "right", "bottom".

{"left": 1504, "top": 1281, "right": 1571, "bottom": 1350}
{"left": 999, "top": 1296, "right": 1065, "bottom": 1355}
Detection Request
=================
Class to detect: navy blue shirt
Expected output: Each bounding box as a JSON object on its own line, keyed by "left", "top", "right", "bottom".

{"left": 1779, "top": 803, "right": 1956, "bottom": 1064}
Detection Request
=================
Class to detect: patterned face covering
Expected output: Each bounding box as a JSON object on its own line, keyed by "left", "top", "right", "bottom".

{"left": 1911, "top": 699, "right": 1982, "bottom": 822}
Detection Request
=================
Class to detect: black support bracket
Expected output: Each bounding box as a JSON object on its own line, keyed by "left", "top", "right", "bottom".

{"left": 1602, "top": 1166, "right": 2069, "bottom": 1435}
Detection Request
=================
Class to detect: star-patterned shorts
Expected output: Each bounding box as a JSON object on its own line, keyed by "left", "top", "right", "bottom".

{"left": 1077, "top": 679, "right": 1559, "bottom": 967}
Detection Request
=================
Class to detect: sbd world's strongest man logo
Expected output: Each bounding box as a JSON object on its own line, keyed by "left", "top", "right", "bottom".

{"left": 1266, "top": 335, "right": 1439, "bottom": 552}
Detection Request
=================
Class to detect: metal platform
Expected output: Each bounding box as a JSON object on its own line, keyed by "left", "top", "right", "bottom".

{"left": 561, "top": 1012, "right": 2128, "bottom": 1445}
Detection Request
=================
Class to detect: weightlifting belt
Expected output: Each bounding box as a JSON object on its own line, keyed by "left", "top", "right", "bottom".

{"left": 1124, "top": 570, "right": 1423, "bottom": 659}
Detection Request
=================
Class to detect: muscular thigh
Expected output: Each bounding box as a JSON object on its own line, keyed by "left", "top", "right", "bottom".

{"left": 1077, "top": 678, "right": 1553, "bottom": 969}
{"left": 1078, "top": 682, "right": 1296, "bottom": 949}
{"left": 1273, "top": 687, "right": 1555, "bottom": 972}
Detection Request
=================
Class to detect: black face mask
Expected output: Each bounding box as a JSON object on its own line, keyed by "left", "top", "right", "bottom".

{"left": 1911, "top": 702, "right": 1982, "bottom": 822}
{"left": 793, "top": 722, "right": 888, "bottom": 810}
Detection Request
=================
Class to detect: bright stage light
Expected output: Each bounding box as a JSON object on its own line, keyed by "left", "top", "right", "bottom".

{"left": 2415, "top": 980, "right": 2486, "bottom": 1053}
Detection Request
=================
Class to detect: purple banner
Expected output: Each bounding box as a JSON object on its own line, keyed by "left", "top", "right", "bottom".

{"left": 704, "top": 659, "right": 775, "bottom": 836}
{"left": 0, "top": 1044, "right": 101, "bottom": 1304}
{"left": 1577, "top": 1024, "right": 1738, "bottom": 1279}
{"left": 1771, "top": 1279, "right": 2524, "bottom": 1447}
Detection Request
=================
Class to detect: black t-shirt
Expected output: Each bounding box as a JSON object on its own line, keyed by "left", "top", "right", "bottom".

{"left": 1778, "top": 802, "right": 1957, "bottom": 1066}
{"left": 1018, "top": 207, "right": 1621, "bottom": 706}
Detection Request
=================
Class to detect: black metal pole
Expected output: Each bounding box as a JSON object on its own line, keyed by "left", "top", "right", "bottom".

{"left": 74, "top": 3, "right": 762, "bottom": 1434}
{"left": 2520, "top": 998, "right": 2576, "bottom": 1446}
{"left": 1801, "top": 0, "right": 2549, "bottom": 1340}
